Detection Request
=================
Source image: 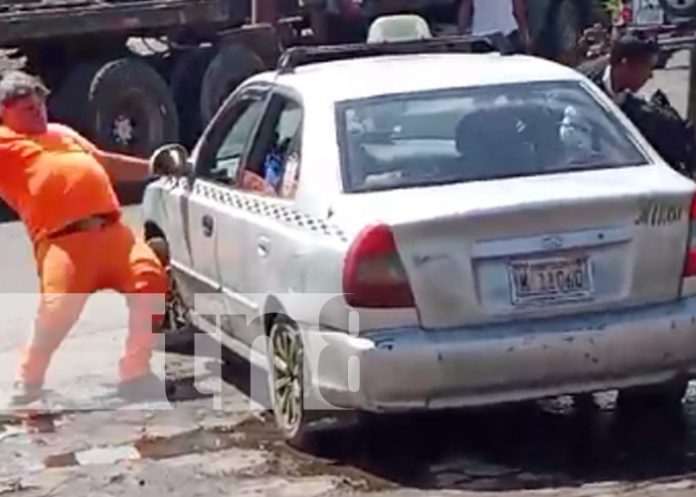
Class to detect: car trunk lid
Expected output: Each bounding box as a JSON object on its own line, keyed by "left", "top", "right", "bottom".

{"left": 333, "top": 165, "right": 695, "bottom": 329}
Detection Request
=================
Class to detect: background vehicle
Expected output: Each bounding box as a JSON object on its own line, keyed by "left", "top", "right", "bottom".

{"left": 0, "top": 0, "right": 610, "bottom": 161}
{"left": 611, "top": 0, "right": 696, "bottom": 67}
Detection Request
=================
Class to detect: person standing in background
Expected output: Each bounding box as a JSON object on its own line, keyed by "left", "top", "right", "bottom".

{"left": 457, "top": 0, "right": 531, "bottom": 53}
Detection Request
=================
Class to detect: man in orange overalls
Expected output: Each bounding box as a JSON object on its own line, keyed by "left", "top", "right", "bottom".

{"left": 0, "top": 70, "right": 170, "bottom": 405}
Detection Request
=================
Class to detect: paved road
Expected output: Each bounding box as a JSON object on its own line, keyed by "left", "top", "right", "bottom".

{"left": 3, "top": 55, "right": 696, "bottom": 496}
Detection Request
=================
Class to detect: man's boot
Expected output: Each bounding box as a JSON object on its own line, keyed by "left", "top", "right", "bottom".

{"left": 8, "top": 381, "right": 42, "bottom": 407}
{"left": 117, "top": 373, "right": 176, "bottom": 402}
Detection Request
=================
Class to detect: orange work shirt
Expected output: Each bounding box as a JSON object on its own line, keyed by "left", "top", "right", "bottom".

{"left": 0, "top": 123, "right": 121, "bottom": 243}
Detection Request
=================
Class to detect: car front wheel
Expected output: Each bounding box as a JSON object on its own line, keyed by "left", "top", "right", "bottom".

{"left": 147, "top": 236, "right": 195, "bottom": 353}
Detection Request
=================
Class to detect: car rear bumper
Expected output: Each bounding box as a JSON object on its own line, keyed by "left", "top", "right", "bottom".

{"left": 306, "top": 297, "right": 696, "bottom": 412}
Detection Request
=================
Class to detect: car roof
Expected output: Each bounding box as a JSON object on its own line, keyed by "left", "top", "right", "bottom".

{"left": 249, "top": 52, "right": 588, "bottom": 103}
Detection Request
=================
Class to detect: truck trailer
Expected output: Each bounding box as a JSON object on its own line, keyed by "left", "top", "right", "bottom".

{"left": 0, "top": 0, "right": 609, "bottom": 158}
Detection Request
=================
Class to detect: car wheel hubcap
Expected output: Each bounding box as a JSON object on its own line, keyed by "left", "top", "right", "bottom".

{"left": 272, "top": 324, "right": 303, "bottom": 432}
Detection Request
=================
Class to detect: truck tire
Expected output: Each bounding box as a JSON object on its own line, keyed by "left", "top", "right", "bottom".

{"left": 200, "top": 43, "right": 265, "bottom": 125}
{"left": 50, "top": 58, "right": 179, "bottom": 157}
{"left": 170, "top": 47, "right": 214, "bottom": 149}
{"left": 658, "top": 0, "right": 696, "bottom": 19}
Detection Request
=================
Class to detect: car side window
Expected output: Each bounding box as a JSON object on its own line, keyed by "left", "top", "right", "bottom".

{"left": 198, "top": 92, "right": 266, "bottom": 186}
{"left": 239, "top": 94, "right": 303, "bottom": 198}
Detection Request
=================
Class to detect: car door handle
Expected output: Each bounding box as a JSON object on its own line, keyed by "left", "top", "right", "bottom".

{"left": 201, "top": 215, "right": 214, "bottom": 237}
{"left": 257, "top": 236, "right": 270, "bottom": 257}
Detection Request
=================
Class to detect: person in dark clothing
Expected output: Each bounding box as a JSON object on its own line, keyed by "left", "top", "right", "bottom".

{"left": 577, "top": 31, "right": 659, "bottom": 101}
{"left": 574, "top": 33, "right": 694, "bottom": 411}
{"left": 577, "top": 31, "right": 695, "bottom": 178}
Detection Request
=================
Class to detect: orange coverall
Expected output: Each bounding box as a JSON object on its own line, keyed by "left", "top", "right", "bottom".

{"left": 0, "top": 123, "right": 167, "bottom": 387}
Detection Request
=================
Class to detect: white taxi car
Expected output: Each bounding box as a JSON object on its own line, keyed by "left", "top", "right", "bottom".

{"left": 142, "top": 34, "right": 696, "bottom": 446}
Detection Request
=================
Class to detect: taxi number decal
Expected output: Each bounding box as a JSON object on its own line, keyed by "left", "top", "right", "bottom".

{"left": 635, "top": 202, "right": 683, "bottom": 226}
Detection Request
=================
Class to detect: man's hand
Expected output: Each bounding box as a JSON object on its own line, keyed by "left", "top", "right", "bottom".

{"left": 241, "top": 170, "right": 276, "bottom": 196}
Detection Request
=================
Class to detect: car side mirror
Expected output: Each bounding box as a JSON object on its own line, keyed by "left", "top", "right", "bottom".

{"left": 149, "top": 144, "right": 191, "bottom": 177}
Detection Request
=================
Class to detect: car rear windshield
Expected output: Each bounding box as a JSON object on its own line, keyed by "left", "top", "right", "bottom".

{"left": 336, "top": 81, "right": 648, "bottom": 192}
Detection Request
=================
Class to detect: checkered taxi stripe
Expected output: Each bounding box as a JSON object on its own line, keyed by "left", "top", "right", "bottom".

{"left": 163, "top": 177, "right": 348, "bottom": 242}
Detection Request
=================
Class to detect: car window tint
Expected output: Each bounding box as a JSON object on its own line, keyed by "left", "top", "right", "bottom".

{"left": 210, "top": 98, "right": 265, "bottom": 183}
{"left": 336, "top": 81, "right": 648, "bottom": 192}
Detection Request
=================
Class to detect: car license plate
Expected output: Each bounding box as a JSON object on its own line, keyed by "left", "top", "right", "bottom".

{"left": 509, "top": 256, "right": 593, "bottom": 306}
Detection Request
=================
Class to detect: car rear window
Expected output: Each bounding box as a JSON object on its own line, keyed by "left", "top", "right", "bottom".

{"left": 335, "top": 81, "right": 648, "bottom": 192}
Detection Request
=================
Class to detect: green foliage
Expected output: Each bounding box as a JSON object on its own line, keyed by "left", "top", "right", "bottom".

{"left": 602, "top": 0, "right": 624, "bottom": 22}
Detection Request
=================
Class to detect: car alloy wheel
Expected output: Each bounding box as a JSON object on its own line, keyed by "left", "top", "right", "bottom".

{"left": 268, "top": 316, "right": 306, "bottom": 441}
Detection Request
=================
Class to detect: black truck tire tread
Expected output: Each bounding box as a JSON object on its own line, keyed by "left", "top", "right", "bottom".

{"left": 50, "top": 58, "right": 178, "bottom": 157}
{"left": 48, "top": 61, "right": 102, "bottom": 135}
{"left": 170, "top": 47, "right": 214, "bottom": 148}
{"left": 88, "top": 57, "right": 179, "bottom": 156}
{"left": 200, "top": 43, "right": 264, "bottom": 125}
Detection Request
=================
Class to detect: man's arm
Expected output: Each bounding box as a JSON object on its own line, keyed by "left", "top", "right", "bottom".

{"left": 457, "top": 0, "right": 473, "bottom": 33}
{"left": 92, "top": 150, "right": 150, "bottom": 182}
{"left": 512, "top": 0, "right": 531, "bottom": 47}
{"left": 54, "top": 124, "right": 150, "bottom": 182}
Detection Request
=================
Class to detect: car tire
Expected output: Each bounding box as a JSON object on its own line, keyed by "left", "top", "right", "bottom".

{"left": 658, "top": 0, "right": 696, "bottom": 19}
{"left": 170, "top": 47, "right": 215, "bottom": 149}
{"left": 616, "top": 378, "right": 689, "bottom": 411}
{"left": 50, "top": 58, "right": 179, "bottom": 157}
{"left": 146, "top": 236, "right": 196, "bottom": 353}
{"left": 266, "top": 314, "right": 322, "bottom": 449}
{"left": 199, "top": 43, "right": 265, "bottom": 126}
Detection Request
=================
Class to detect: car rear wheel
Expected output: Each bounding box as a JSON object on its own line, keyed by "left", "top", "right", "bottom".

{"left": 266, "top": 315, "right": 319, "bottom": 448}
{"left": 617, "top": 378, "right": 689, "bottom": 411}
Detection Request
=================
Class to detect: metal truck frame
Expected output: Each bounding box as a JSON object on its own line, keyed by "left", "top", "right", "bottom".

{"left": 0, "top": 0, "right": 610, "bottom": 161}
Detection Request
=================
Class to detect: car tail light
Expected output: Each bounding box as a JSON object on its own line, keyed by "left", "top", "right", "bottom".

{"left": 343, "top": 224, "right": 415, "bottom": 308}
{"left": 683, "top": 195, "right": 696, "bottom": 277}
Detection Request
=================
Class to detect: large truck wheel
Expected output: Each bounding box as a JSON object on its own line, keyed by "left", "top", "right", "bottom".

{"left": 199, "top": 43, "right": 265, "bottom": 125}
{"left": 49, "top": 58, "right": 179, "bottom": 157}
{"left": 170, "top": 47, "right": 214, "bottom": 149}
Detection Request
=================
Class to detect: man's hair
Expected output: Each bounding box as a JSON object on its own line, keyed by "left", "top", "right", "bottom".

{"left": 609, "top": 31, "right": 659, "bottom": 65}
{"left": 0, "top": 70, "right": 49, "bottom": 106}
